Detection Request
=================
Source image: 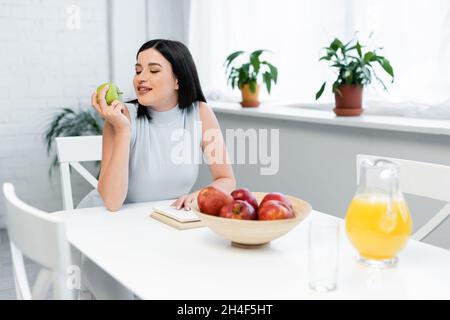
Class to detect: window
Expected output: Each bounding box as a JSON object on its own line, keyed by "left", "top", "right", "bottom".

{"left": 188, "top": 0, "right": 450, "bottom": 118}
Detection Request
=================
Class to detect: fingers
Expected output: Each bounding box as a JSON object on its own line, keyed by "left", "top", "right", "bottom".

{"left": 184, "top": 194, "right": 195, "bottom": 210}
{"left": 91, "top": 91, "right": 102, "bottom": 114}
{"left": 170, "top": 194, "right": 195, "bottom": 210}
{"left": 110, "top": 101, "right": 126, "bottom": 118}
{"left": 171, "top": 196, "right": 186, "bottom": 210}
{"left": 97, "top": 84, "right": 109, "bottom": 110}
{"left": 110, "top": 100, "right": 124, "bottom": 111}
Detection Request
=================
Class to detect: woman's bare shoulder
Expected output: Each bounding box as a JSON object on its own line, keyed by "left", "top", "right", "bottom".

{"left": 198, "top": 101, "right": 215, "bottom": 119}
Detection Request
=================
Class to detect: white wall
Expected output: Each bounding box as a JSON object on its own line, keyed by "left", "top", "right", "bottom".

{"left": 111, "top": 0, "right": 190, "bottom": 102}
{"left": 110, "top": 0, "right": 146, "bottom": 101}
{"left": 146, "top": 0, "right": 189, "bottom": 42}
{"left": 0, "top": 0, "right": 109, "bottom": 226}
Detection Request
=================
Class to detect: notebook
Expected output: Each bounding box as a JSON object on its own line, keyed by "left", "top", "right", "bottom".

{"left": 150, "top": 205, "right": 204, "bottom": 230}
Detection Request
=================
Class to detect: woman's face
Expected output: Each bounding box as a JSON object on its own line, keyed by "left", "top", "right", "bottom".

{"left": 133, "top": 48, "right": 179, "bottom": 107}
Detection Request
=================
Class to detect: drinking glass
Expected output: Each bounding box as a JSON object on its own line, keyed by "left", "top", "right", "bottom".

{"left": 308, "top": 219, "right": 340, "bottom": 292}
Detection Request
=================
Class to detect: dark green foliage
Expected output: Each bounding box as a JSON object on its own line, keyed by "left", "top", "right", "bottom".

{"left": 225, "top": 49, "right": 278, "bottom": 94}
{"left": 315, "top": 37, "right": 394, "bottom": 100}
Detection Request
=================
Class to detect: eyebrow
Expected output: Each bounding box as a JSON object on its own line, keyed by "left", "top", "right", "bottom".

{"left": 135, "top": 62, "right": 162, "bottom": 67}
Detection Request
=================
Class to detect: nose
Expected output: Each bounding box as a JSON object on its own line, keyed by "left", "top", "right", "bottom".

{"left": 135, "top": 72, "right": 148, "bottom": 83}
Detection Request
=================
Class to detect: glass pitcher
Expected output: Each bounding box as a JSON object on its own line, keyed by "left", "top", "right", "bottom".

{"left": 345, "top": 158, "right": 413, "bottom": 267}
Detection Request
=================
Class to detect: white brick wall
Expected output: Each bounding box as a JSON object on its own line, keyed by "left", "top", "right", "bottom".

{"left": 0, "top": 0, "right": 110, "bottom": 226}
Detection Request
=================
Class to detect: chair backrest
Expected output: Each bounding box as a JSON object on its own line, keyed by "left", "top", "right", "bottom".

{"left": 357, "top": 154, "right": 450, "bottom": 242}
{"left": 2, "top": 183, "right": 73, "bottom": 300}
{"left": 55, "top": 136, "right": 102, "bottom": 210}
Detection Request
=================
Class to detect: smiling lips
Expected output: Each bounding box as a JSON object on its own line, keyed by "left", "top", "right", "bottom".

{"left": 137, "top": 86, "right": 152, "bottom": 95}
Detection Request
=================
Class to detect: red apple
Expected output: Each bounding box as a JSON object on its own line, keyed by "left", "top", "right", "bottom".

{"left": 258, "top": 200, "right": 295, "bottom": 220}
{"left": 230, "top": 188, "right": 259, "bottom": 213}
{"left": 260, "top": 192, "right": 293, "bottom": 210}
{"left": 197, "top": 186, "right": 233, "bottom": 216}
{"left": 219, "top": 200, "right": 257, "bottom": 220}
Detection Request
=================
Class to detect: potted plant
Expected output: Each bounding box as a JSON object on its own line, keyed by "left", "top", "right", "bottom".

{"left": 315, "top": 37, "right": 394, "bottom": 116}
{"left": 224, "top": 49, "right": 278, "bottom": 107}
{"left": 44, "top": 107, "right": 103, "bottom": 177}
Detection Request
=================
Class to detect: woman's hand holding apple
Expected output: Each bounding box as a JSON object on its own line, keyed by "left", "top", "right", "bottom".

{"left": 91, "top": 84, "right": 131, "bottom": 132}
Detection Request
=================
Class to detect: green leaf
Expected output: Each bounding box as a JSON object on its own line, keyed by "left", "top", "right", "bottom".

{"left": 263, "top": 72, "right": 272, "bottom": 94}
{"left": 315, "top": 82, "right": 326, "bottom": 100}
{"left": 238, "top": 68, "right": 246, "bottom": 88}
{"left": 330, "top": 38, "right": 344, "bottom": 51}
{"left": 346, "top": 55, "right": 362, "bottom": 61}
{"left": 331, "top": 62, "right": 345, "bottom": 69}
{"left": 325, "top": 48, "right": 338, "bottom": 57}
{"left": 378, "top": 57, "right": 394, "bottom": 80}
{"left": 319, "top": 48, "right": 338, "bottom": 63}
{"left": 238, "top": 63, "right": 250, "bottom": 85}
{"left": 250, "top": 49, "right": 265, "bottom": 61}
{"left": 261, "top": 61, "right": 278, "bottom": 84}
{"left": 356, "top": 41, "right": 362, "bottom": 58}
{"left": 268, "top": 64, "right": 278, "bottom": 83}
{"left": 230, "top": 76, "right": 235, "bottom": 89}
{"left": 361, "top": 66, "right": 371, "bottom": 83}
{"left": 250, "top": 55, "right": 261, "bottom": 75}
{"left": 363, "top": 51, "right": 376, "bottom": 64}
{"left": 248, "top": 80, "right": 257, "bottom": 93}
{"left": 332, "top": 81, "right": 342, "bottom": 96}
{"left": 343, "top": 69, "right": 353, "bottom": 84}
{"left": 225, "top": 50, "right": 244, "bottom": 68}
{"left": 250, "top": 50, "right": 268, "bottom": 77}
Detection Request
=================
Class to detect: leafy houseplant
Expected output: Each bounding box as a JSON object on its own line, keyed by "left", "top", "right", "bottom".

{"left": 225, "top": 49, "right": 278, "bottom": 107}
{"left": 315, "top": 37, "right": 394, "bottom": 116}
{"left": 44, "top": 107, "right": 103, "bottom": 177}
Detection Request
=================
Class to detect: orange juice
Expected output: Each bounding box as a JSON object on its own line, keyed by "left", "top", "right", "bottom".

{"left": 345, "top": 194, "right": 412, "bottom": 261}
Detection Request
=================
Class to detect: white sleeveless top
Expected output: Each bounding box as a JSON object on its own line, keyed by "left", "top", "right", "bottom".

{"left": 77, "top": 102, "right": 202, "bottom": 208}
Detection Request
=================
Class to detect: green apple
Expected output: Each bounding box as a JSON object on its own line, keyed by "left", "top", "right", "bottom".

{"left": 97, "top": 82, "right": 123, "bottom": 105}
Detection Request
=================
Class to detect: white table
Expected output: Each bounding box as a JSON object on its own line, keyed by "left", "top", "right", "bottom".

{"left": 58, "top": 200, "right": 450, "bottom": 300}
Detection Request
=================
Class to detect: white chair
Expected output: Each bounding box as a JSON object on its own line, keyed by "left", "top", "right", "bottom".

{"left": 55, "top": 136, "right": 102, "bottom": 210}
{"left": 56, "top": 135, "right": 107, "bottom": 300}
{"left": 357, "top": 154, "right": 450, "bottom": 242}
{"left": 2, "top": 183, "right": 74, "bottom": 300}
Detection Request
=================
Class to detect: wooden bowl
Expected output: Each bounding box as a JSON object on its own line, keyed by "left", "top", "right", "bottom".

{"left": 192, "top": 192, "right": 312, "bottom": 248}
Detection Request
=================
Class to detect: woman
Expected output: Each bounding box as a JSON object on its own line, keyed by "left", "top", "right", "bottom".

{"left": 77, "top": 39, "right": 236, "bottom": 299}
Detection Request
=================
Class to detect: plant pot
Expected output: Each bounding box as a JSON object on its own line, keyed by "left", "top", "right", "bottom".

{"left": 240, "top": 84, "right": 260, "bottom": 107}
{"left": 334, "top": 85, "right": 363, "bottom": 116}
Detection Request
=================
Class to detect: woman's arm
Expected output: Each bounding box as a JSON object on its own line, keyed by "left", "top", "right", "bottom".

{"left": 91, "top": 86, "right": 131, "bottom": 211}
{"left": 172, "top": 101, "right": 236, "bottom": 210}
{"left": 198, "top": 101, "right": 236, "bottom": 192}
{"left": 97, "top": 122, "right": 130, "bottom": 211}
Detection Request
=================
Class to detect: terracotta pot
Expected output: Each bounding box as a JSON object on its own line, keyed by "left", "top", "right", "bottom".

{"left": 334, "top": 85, "right": 363, "bottom": 116}
{"left": 240, "top": 83, "right": 260, "bottom": 107}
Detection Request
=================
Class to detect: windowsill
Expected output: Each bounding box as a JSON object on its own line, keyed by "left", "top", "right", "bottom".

{"left": 209, "top": 101, "right": 450, "bottom": 137}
